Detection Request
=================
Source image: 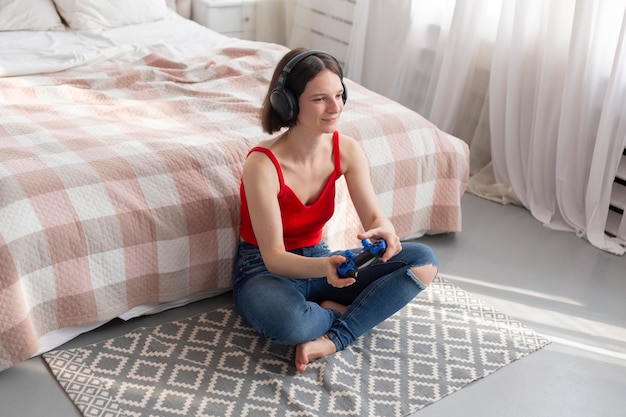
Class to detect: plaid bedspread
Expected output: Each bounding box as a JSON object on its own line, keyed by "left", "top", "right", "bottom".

{"left": 0, "top": 42, "right": 469, "bottom": 372}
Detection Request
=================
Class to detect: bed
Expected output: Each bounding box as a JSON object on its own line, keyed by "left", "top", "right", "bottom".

{"left": 0, "top": 0, "right": 469, "bottom": 373}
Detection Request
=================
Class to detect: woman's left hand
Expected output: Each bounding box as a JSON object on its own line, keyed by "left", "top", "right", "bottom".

{"left": 357, "top": 228, "right": 402, "bottom": 262}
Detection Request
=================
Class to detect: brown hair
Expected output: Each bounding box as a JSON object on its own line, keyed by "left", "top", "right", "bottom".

{"left": 260, "top": 48, "right": 344, "bottom": 134}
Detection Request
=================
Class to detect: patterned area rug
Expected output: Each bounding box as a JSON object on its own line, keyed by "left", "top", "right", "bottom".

{"left": 44, "top": 275, "right": 550, "bottom": 417}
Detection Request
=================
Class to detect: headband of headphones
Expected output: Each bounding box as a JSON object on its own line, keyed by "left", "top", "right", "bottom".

{"left": 270, "top": 49, "right": 347, "bottom": 122}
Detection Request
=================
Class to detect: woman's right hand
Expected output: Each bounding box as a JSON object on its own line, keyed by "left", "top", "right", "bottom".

{"left": 325, "top": 255, "right": 356, "bottom": 288}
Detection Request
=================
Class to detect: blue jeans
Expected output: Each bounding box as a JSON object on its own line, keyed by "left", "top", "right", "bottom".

{"left": 232, "top": 240, "right": 439, "bottom": 351}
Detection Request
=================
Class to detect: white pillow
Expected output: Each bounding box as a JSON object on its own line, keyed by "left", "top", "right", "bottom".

{"left": 52, "top": 0, "right": 169, "bottom": 31}
{"left": 0, "top": 0, "right": 65, "bottom": 31}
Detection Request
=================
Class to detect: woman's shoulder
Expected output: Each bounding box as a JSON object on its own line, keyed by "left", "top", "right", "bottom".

{"left": 244, "top": 140, "right": 279, "bottom": 170}
{"left": 337, "top": 131, "right": 367, "bottom": 174}
{"left": 337, "top": 131, "right": 362, "bottom": 153}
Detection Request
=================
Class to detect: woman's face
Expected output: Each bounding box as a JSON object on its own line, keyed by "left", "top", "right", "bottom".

{"left": 296, "top": 69, "right": 344, "bottom": 134}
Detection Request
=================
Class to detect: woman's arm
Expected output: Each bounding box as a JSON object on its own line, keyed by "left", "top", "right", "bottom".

{"left": 242, "top": 152, "right": 354, "bottom": 286}
{"left": 341, "top": 135, "right": 402, "bottom": 262}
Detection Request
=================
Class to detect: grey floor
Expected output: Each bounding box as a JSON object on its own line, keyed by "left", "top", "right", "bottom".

{"left": 1, "top": 194, "right": 625, "bottom": 416}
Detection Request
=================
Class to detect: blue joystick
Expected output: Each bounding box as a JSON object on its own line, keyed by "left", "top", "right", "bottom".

{"left": 337, "top": 239, "right": 387, "bottom": 278}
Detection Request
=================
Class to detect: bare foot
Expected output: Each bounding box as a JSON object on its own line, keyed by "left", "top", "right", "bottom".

{"left": 295, "top": 335, "right": 337, "bottom": 372}
{"left": 320, "top": 300, "right": 348, "bottom": 315}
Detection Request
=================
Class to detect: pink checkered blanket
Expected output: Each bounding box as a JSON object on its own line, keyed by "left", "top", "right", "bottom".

{"left": 0, "top": 43, "right": 468, "bottom": 372}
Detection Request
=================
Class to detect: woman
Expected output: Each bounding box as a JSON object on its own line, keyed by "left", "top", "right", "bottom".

{"left": 234, "top": 48, "right": 439, "bottom": 372}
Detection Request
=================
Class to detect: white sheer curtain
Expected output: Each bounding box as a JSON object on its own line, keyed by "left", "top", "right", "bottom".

{"left": 489, "top": 0, "right": 626, "bottom": 255}
{"left": 282, "top": 0, "right": 626, "bottom": 255}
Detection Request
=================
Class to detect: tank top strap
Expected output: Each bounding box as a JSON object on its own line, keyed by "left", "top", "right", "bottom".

{"left": 247, "top": 147, "right": 285, "bottom": 188}
{"left": 332, "top": 131, "right": 342, "bottom": 177}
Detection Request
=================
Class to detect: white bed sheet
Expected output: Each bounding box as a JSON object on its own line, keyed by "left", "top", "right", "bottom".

{"left": 0, "top": 11, "right": 230, "bottom": 77}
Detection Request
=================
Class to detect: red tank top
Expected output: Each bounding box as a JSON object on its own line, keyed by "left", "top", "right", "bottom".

{"left": 240, "top": 131, "right": 342, "bottom": 250}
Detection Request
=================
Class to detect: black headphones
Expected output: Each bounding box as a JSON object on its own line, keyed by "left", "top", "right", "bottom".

{"left": 270, "top": 50, "right": 348, "bottom": 122}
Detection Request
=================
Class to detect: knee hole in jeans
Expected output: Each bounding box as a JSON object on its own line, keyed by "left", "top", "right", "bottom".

{"left": 410, "top": 264, "right": 438, "bottom": 286}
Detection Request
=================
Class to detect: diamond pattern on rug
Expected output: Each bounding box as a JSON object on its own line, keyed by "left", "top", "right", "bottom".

{"left": 44, "top": 275, "right": 550, "bottom": 417}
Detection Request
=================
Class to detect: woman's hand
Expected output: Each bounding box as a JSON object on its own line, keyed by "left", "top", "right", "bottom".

{"left": 357, "top": 228, "right": 402, "bottom": 262}
{"left": 325, "top": 255, "right": 356, "bottom": 288}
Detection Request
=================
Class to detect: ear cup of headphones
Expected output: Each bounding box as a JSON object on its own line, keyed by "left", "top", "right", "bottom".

{"left": 270, "top": 84, "right": 298, "bottom": 122}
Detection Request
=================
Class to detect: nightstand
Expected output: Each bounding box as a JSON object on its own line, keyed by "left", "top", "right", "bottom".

{"left": 191, "top": 0, "right": 257, "bottom": 40}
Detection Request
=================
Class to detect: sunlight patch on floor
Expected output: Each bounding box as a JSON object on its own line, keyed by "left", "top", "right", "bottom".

{"left": 443, "top": 274, "right": 585, "bottom": 306}
{"left": 440, "top": 273, "right": 626, "bottom": 362}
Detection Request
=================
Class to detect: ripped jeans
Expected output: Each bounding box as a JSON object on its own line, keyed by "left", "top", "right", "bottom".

{"left": 232, "top": 240, "right": 439, "bottom": 352}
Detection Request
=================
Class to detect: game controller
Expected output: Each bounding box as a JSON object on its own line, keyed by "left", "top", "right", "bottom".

{"left": 337, "top": 239, "right": 387, "bottom": 278}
